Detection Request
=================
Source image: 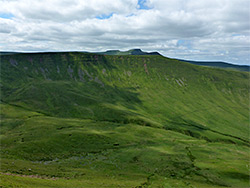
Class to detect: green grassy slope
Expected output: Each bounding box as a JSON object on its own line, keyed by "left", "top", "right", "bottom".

{"left": 0, "top": 52, "right": 249, "bottom": 187}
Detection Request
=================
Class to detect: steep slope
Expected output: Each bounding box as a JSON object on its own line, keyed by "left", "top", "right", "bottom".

{"left": 0, "top": 52, "right": 249, "bottom": 187}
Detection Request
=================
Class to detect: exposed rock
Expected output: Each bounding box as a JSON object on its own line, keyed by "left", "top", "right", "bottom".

{"left": 84, "top": 70, "right": 93, "bottom": 81}
{"left": 9, "top": 59, "right": 18, "bottom": 67}
{"left": 40, "top": 67, "right": 50, "bottom": 80}
{"left": 67, "top": 65, "right": 74, "bottom": 78}
{"left": 175, "top": 78, "right": 186, "bottom": 87}
{"left": 78, "top": 68, "right": 85, "bottom": 82}
{"left": 57, "top": 65, "right": 60, "bottom": 73}
{"left": 94, "top": 76, "right": 104, "bottom": 87}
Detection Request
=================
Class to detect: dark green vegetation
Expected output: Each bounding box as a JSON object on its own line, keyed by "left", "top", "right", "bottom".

{"left": 0, "top": 52, "right": 22, "bottom": 55}
{"left": 178, "top": 59, "right": 250, "bottom": 72}
{"left": 0, "top": 52, "right": 249, "bottom": 187}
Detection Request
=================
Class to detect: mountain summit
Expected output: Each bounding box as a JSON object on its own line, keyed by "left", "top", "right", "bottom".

{"left": 98, "top": 48, "right": 161, "bottom": 56}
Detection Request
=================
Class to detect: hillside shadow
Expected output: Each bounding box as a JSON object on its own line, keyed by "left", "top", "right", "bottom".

{"left": 221, "top": 171, "right": 250, "bottom": 180}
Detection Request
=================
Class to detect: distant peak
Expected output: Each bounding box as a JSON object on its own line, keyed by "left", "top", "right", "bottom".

{"left": 106, "top": 50, "right": 120, "bottom": 52}
{"left": 130, "top": 49, "right": 161, "bottom": 56}
{"left": 130, "top": 49, "right": 145, "bottom": 55}
{"left": 97, "top": 49, "right": 161, "bottom": 56}
{"left": 130, "top": 49, "right": 143, "bottom": 52}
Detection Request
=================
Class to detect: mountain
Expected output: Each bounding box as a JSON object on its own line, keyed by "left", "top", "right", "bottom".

{"left": 0, "top": 52, "right": 249, "bottom": 187}
{"left": 1, "top": 49, "right": 248, "bottom": 72}
{"left": 178, "top": 59, "right": 249, "bottom": 72}
{"left": 0, "top": 51, "right": 22, "bottom": 55}
{"left": 97, "top": 49, "right": 249, "bottom": 72}
{"left": 97, "top": 48, "right": 161, "bottom": 56}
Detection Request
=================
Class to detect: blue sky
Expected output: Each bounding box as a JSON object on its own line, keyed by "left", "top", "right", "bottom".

{"left": 0, "top": 13, "right": 14, "bottom": 19}
{"left": 137, "top": 0, "right": 151, "bottom": 10}
{"left": 96, "top": 12, "right": 114, "bottom": 20}
{"left": 95, "top": 0, "right": 151, "bottom": 19}
{"left": 0, "top": 0, "right": 249, "bottom": 65}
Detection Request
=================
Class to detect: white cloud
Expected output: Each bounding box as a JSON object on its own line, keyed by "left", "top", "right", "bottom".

{"left": 0, "top": 0, "right": 249, "bottom": 64}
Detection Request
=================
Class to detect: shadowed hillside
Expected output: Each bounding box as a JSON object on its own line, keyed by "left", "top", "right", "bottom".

{"left": 0, "top": 52, "right": 249, "bottom": 187}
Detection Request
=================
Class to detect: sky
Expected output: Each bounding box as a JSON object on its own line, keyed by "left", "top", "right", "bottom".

{"left": 0, "top": 0, "right": 249, "bottom": 65}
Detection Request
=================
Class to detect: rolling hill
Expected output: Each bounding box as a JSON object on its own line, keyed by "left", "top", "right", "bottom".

{"left": 0, "top": 52, "right": 249, "bottom": 187}
{"left": 177, "top": 59, "right": 249, "bottom": 72}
